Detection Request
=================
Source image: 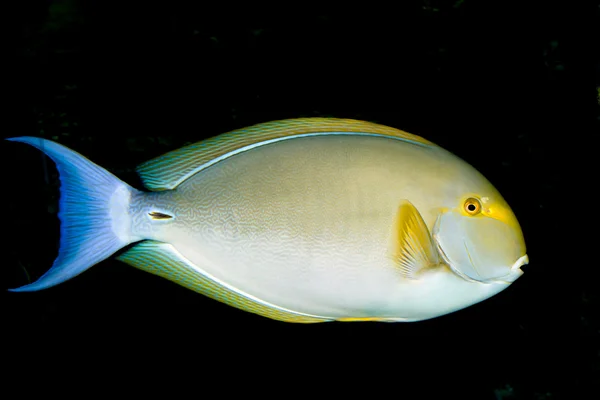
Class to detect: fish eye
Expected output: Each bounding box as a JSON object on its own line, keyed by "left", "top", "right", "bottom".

{"left": 464, "top": 198, "right": 481, "bottom": 215}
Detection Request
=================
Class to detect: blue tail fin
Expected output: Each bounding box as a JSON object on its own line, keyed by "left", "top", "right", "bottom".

{"left": 7, "top": 137, "right": 142, "bottom": 292}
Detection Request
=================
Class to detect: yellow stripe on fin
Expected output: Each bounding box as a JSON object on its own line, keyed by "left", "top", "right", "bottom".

{"left": 117, "top": 241, "right": 331, "bottom": 323}
{"left": 337, "top": 317, "right": 389, "bottom": 322}
{"left": 336, "top": 317, "right": 412, "bottom": 322}
{"left": 137, "top": 118, "right": 437, "bottom": 191}
{"left": 389, "top": 200, "right": 440, "bottom": 279}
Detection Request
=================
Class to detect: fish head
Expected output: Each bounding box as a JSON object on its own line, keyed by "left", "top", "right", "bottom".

{"left": 432, "top": 171, "right": 528, "bottom": 284}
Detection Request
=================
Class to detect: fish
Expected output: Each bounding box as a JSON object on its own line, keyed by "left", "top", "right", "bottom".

{"left": 7, "top": 118, "right": 529, "bottom": 323}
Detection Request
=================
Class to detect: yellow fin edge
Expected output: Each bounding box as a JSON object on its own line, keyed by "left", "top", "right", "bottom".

{"left": 337, "top": 317, "right": 389, "bottom": 322}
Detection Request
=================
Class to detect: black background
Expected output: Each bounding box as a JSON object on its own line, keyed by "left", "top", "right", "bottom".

{"left": 2, "top": 1, "right": 597, "bottom": 398}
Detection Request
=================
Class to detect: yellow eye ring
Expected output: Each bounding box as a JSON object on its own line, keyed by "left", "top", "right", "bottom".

{"left": 464, "top": 198, "right": 482, "bottom": 215}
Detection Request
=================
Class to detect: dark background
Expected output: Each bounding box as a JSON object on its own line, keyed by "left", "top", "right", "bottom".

{"left": 2, "top": 0, "right": 597, "bottom": 398}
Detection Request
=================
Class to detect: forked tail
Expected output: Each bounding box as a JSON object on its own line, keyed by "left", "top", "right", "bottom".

{"left": 7, "top": 137, "right": 142, "bottom": 291}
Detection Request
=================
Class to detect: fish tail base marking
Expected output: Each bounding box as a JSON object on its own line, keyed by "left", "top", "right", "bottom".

{"left": 6, "top": 137, "right": 141, "bottom": 291}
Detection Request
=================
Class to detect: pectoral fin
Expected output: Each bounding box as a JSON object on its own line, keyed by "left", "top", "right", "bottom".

{"left": 390, "top": 200, "right": 439, "bottom": 279}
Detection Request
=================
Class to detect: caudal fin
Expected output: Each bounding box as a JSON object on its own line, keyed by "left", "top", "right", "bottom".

{"left": 7, "top": 137, "right": 142, "bottom": 292}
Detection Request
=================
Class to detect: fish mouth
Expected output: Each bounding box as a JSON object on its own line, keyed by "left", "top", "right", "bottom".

{"left": 493, "top": 254, "right": 528, "bottom": 284}
{"left": 511, "top": 254, "right": 529, "bottom": 272}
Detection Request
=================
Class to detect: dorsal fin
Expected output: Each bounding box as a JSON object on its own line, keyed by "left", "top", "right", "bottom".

{"left": 137, "top": 118, "right": 437, "bottom": 191}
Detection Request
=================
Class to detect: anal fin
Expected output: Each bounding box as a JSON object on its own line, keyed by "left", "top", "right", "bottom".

{"left": 117, "top": 241, "right": 330, "bottom": 323}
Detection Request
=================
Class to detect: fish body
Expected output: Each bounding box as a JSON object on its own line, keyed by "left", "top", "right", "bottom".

{"left": 8, "top": 118, "right": 528, "bottom": 323}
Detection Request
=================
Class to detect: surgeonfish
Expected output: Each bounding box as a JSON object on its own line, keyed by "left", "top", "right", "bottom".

{"left": 8, "top": 118, "right": 528, "bottom": 323}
